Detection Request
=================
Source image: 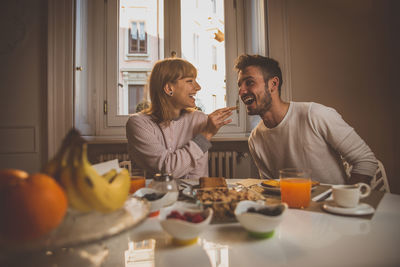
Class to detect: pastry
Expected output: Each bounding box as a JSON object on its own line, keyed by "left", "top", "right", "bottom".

{"left": 199, "top": 177, "right": 227, "bottom": 188}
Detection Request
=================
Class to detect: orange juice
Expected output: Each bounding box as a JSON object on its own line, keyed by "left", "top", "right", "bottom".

{"left": 280, "top": 178, "right": 311, "bottom": 208}
{"left": 130, "top": 176, "right": 146, "bottom": 194}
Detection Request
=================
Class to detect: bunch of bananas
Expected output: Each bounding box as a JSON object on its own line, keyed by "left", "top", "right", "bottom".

{"left": 42, "top": 129, "right": 131, "bottom": 213}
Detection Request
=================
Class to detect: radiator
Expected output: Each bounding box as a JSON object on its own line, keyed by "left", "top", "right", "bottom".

{"left": 97, "top": 153, "right": 130, "bottom": 163}
{"left": 97, "top": 151, "right": 238, "bottom": 178}
{"left": 208, "top": 151, "right": 237, "bottom": 178}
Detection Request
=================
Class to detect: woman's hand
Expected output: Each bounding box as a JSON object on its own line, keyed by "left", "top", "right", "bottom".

{"left": 200, "top": 106, "right": 237, "bottom": 140}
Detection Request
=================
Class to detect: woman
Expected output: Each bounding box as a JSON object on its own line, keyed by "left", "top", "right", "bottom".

{"left": 126, "top": 58, "right": 235, "bottom": 179}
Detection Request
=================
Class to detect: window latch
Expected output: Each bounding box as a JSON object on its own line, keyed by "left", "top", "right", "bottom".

{"left": 103, "top": 101, "right": 107, "bottom": 114}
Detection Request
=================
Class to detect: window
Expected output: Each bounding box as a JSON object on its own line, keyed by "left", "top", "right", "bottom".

{"left": 72, "top": 0, "right": 268, "bottom": 138}
{"left": 128, "top": 85, "right": 145, "bottom": 113}
{"left": 128, "top": 21, "right": 147, "bottom": 54}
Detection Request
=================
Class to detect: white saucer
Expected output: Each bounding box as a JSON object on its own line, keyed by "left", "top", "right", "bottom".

{"left": 322, "top": 201, "right": 375, "bottom": 216}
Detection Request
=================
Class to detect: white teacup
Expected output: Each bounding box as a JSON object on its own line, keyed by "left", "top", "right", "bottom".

{"left": 332, "top": 183, "right": 371, "bottom": 208}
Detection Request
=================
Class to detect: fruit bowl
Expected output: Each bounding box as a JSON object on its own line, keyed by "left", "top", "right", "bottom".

{"left": 159, "top": 204, "right": 213, "bottom": 245}
{"left": 234, "top": 200, "right": 287, "bottom": 238}
{"left": 0, "top": 197, "right": 150, "bottom": 253}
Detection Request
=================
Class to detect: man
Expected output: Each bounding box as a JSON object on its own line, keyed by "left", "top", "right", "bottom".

{"left": 235, "top": 54, "right": 377, "bottom": 184}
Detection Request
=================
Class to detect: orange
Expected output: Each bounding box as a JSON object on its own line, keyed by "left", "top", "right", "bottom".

{"left": 0, "top": 172, "right": 68, "bottom": 241}
{"left": 0, "top": 168, "right": 29, "bottom": 191}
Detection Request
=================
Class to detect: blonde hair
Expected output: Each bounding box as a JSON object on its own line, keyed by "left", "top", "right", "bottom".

{"left": 144, "top": 58, "right": 197, "bottom": 123}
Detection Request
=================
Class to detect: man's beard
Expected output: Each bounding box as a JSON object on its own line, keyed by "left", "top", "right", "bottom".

{"left": 247, "top": 88, "right": 272, "bottom": 116}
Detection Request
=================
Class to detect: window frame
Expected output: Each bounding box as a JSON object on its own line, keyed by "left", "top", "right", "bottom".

{"left": 48, "top": 0, "right": 280, "bottom": 156}
{"left": 103, "top": 0, "right": 249, "bottom": 136}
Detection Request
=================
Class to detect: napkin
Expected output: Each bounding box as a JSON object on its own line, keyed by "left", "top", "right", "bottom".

{"left": 92, "top": 159, "right": 122, "bottom": 175}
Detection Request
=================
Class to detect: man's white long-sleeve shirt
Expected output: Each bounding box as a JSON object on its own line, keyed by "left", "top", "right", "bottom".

{"left": 248, "top": 102, "right": 377, "bottom": 184}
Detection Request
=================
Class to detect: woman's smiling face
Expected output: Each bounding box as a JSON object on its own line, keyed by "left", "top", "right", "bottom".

{"left": 170, "top": 76, "right": 201, "bottom": 111}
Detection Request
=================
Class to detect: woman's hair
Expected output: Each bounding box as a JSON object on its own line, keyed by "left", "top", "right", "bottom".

{"left": 144, "top": 58, "right": 197, "bottom": 123}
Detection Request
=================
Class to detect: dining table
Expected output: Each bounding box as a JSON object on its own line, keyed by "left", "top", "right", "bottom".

{"left": 1, "top": 179, "right": 400, "bottom": 267}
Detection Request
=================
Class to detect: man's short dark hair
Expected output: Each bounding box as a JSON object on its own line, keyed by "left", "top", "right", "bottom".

{"left": 234, "top": 54, "right": 283, "bottom": 96}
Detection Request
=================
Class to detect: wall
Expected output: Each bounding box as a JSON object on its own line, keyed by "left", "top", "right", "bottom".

{"left": 269, "top": 0, "right": 400, "bottom": 193}
{"left": 0, "top": 0, "right": 48, "bottom": 173}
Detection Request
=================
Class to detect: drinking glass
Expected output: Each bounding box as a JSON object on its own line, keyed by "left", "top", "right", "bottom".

{"left": 129, "top": 169, "right": 146, "bottom": 194}
{"left": 279, "top": 168, "right": 312, "bottom": 208}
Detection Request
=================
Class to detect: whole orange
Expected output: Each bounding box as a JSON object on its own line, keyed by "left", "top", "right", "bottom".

{"left": 0, "top": 172, "right": 68, "bottom": 241}
{"left": 0, "top": 169, "right": 29, "bottom": 191}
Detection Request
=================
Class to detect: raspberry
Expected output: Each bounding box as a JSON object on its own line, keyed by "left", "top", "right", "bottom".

{"left": 191, "top": 214, "right": 205, "bottom": 223}
{"left": 167, "top": 210, "right": 205, "bottom": 223}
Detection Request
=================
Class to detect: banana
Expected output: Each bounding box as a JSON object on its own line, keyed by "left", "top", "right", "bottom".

{"left": 102, "top": 168, "right": 118, "bottom": 183}
{"left": 42, "top": 128, "right": 82, "bottom": 181}
{"left": 75, "top": 144, "right": 130, "bottom": 213}
{"left": 59, "top": 145, "right": 93, "bottom": 212}
{"left": 104, "top": 168, "right": 131, "bottom": 207}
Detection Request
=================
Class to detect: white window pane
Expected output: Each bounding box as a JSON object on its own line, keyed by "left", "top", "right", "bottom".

{"left": 181, "top": 0, "right": 226, "bottom": 114}
{"left": 118, "top": 0, "right": 163, "bottom": 116}
{"left": 131, "top": 21, "right": 138, "bottom": 39}
{"left": 139, "top": 22, "right": 145, "bottom": 40}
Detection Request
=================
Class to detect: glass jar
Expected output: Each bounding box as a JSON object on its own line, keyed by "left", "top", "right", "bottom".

{"left": 148, "top": 173, "right": 179, "bottom": 206}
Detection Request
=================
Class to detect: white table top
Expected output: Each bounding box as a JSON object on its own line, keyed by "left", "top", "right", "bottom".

{"left": 2, "top": 184, "right": 400, "bottom": 267}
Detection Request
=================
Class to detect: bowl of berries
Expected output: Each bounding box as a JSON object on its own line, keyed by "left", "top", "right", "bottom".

{"left": 159, "top": 204, "right": 213, "bottom": 245}
{"left": 235, "top": 200, "right": 287, "bottom": 238}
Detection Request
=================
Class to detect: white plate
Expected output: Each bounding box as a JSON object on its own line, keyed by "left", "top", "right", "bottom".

{"left": 181, "top": 184, "right": 238, "bottom": 198}
{"left": 322, "top": 200, "right": 375, "bottom": 216}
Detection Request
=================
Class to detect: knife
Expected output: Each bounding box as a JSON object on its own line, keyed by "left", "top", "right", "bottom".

{"left": 312, "top": 188, "right": 332, "bottom": 202}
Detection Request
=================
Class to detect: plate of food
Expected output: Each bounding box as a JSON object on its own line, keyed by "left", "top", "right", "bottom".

{"left": 180, "top": 177, "right": 265, "bottom": 223}
{"left": 260, "top": 179, "right": 320, "bottom": 194}
{"left": 180, "top": 177, "right": 231, "bottom": 199}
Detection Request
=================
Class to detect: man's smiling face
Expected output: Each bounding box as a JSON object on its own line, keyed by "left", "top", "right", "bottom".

{"left": 238, "top": 65, "right": 272, "bottom": 116}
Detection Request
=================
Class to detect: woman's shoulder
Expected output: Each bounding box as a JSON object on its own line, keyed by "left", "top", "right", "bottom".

{"left": 126, "top": 112, "right": 155, "bottom": 127}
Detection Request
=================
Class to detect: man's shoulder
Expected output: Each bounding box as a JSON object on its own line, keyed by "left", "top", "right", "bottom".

{"left": 249, "top": 120, "right": 265, "bottom": 140}
{"left": 307, "top": 102, "right": 341, "bottom": 119}
{"left": 291, "top": 102, "right": 337, "bottom": 117}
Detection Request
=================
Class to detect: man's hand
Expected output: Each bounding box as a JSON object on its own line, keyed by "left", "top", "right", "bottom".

{"left": 200, "top": 106, "right": 237, "bottom": 140}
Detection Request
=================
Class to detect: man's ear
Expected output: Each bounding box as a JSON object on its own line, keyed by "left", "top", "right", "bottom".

{"left": 269, "top": 77, "right": 280, "bottom": 94}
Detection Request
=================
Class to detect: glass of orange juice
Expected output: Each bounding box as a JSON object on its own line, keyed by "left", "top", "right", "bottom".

{"left": 129, "top": 169, "right": 146, "bottom": 194}
{"left": 279, "top": 168, "right": 312, "bottom": 208}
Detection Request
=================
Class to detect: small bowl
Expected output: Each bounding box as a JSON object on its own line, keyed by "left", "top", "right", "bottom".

{"left": 235, "top": 200, "right": 287, "bottom": 238}
{"left": 133, "top": 188, "right": 168, "bottom": 214}
{"left": 159, "top": 204, "right": 213, "bottom": 245}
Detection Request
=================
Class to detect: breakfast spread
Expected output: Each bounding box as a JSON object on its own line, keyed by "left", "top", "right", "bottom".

{"left": 195, "top": 184, "right": 265, "bottom": 222}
